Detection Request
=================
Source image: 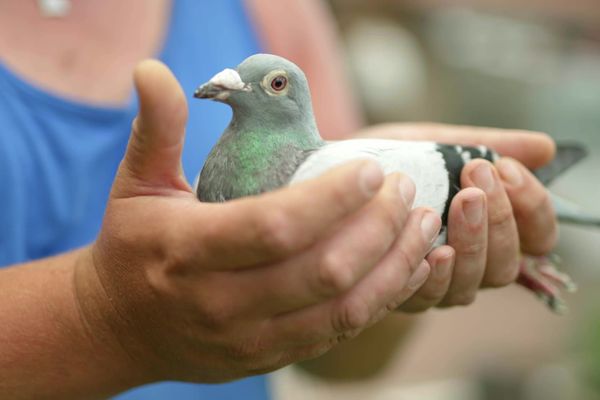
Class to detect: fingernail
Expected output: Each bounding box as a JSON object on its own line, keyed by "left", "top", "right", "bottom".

{"left": 421, "top": 212, "right": 441, "bottom": 243}
{"left": 408, "top": 261, "right": 431, "bottom": 289}
{"left": 434, "top": 251, "right": 454, "bottom": 276}
{"left": 497, "top": 159, "right": 524, "bottom": 187}
{"left": 471, "top": 163, "right": 495, "bottom": 193}
{"left": 462, "top": 193, "right": 484, "bottom": 225}
{"left": 398, "top": 176, "right": 416, "bottom": 207}
{"left": 359, "top": 161, "right": 383, "bottom": 197}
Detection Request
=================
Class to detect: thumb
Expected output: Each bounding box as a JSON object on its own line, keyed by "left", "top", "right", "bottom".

{"left": 114, "top": 59, "right": 190, "bottom": 198}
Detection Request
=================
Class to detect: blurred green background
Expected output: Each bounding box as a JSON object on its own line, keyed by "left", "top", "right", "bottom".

{"left": 273, "top": 1, "right": 600, "bottom": 399}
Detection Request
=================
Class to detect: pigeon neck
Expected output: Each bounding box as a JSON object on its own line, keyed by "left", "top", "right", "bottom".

{"left": 229, "top": 107, "right": 322, "bottom": 148}
{"left": 198, "top": 111, "right": 324, "bottom": 201}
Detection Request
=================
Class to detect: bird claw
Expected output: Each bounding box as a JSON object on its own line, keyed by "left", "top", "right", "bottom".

{"left": 516, "top": 255, "right": 577, "bottom": 314}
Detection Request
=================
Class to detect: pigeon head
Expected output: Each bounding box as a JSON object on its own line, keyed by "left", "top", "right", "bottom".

{"left": 194, "top": 54, "right": 318, "bottom": 134}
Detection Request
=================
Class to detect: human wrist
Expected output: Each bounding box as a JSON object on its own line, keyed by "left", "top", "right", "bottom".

{"left": 71, "top": 245, "right": 154, "bottom": 396}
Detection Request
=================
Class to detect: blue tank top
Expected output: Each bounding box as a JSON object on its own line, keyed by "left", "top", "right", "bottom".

{"left": 0, "top": 1, "right": 270, "bottom": 398}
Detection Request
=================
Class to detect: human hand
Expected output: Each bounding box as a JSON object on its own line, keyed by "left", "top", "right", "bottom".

{"left": 356, "top": 123, "right": 557, "bottom": 311}
{"left": 74, "top": 61, "right": 442, "bottom": 386}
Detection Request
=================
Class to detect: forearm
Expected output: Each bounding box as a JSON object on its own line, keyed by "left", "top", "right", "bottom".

{"left": 0, "top": 247, "right": 141, "bottom": 399}
{"left": 296, "top": 314, "right": 417, "bottom": 380}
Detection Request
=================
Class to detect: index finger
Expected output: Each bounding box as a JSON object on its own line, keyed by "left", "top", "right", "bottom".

{"left": 357, "top": 123, "right": 556, "bottom": 169}
{"left": 187, "top": 160, "right": 384, "bottom": 269}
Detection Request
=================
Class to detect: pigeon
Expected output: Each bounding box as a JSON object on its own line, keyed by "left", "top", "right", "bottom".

{"left": 193, "top": 53, "right": 589, "bottom": 312}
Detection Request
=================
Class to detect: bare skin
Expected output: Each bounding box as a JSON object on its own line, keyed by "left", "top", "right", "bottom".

{"left": 248, "top": 0, "right": 558, "bottom": 361}
{"left": 358, "top": 124, "right": 556, "bottom": 311}
{"left": 300, "top": 124, "right": 556, "bottom": 379}
{"left": 0, "top": 0, "right": 170, "bottom": 104}
{"left": 0, "top": 0, "right": 558, "bottom": 396}
{"left": 0, "top": 61, "right": 439, "bottom": 398}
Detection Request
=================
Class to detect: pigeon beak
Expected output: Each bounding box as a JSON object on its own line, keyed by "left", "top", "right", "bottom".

{"left": 194, "top": 68, "right": 250, "bottom": 101}
{"left": 193, "top": 83, "right": 225, "bottom": 99}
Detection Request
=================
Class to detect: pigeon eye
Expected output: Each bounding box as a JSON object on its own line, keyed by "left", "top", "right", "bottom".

{"left": 262, "top": 70, "right": 289, "bottom": 95}
{"left": 270, "top": 75, "right": 287, "bottom": 91}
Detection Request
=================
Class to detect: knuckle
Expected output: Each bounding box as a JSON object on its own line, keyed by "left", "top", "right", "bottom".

{"left": 145, "top": 267, "right": 177, "bottom": 299}
{"left": 361, "top": 213, "right": 396, "bottom": 248}
{"left": 330, "top": 179, "right": 352, "bottom": 208}
{"left": 329, "top": 329, "right": 361, "bottom": 347}
{"left": 162, "top": 246, "right": 192, "bottom": 277}
{"left": 518, "top": 198, "right": 558, "bottom": 255}
{"left": 446, "top": 292, "right": 477, "bottom": 306}
{"left": 484, "top": 275, "right": 515, "bottom": 288}
{"left": 317, "top": 252, "right": 354, "bottom": 295}
{"left": 535, "top": 227, "right": 558, "bottom": 254}
{"left": 369, "top": 307, "right": 390, "bottom": 326}
{"left": 456, "top": 240, "right": 486, "bottom": 258}
{"left": 380, "top": 198, "right": 405, "bottom": 236}
{"left": 259, "top": 210, "right": 296, "bottom": 253}
{"left": 516, "top": 190, "right": 547, "bottom": 217}
{"left": 227, "top": 338, "right": 263, "bottom": 363}
{"left": 199, "top": 308, "right": 230, "bottom": 330}
{"left": 198, "top": 308, "right": 228, "bottom": 330}
{"left": 415, "top": 288, "right": 445, "bottom": 305}
{"left": 395, "top": 247, "right": 418, "bottom": 275}
{"left": 386, "top": 299, "right": 403, "bottom": 312}
{"left": 196, "top": 297, "right": 236, "bottom": 330}
{"left": 332, "top": 297, "right": 370, "bottom": 333}
{"left": 294, "top": 343, "right": 332, "bottom": 362}
{"left": 493, "top": 227, "right": 519, "bottom": 253}
{"left": 484, "top": 261, "right": 520, "bottom": 287}
{"left": 306, "top": 343, "right": 332, "bottom": 360}
{"left": 488, "top": 204, "right": 515, "bottom": 229}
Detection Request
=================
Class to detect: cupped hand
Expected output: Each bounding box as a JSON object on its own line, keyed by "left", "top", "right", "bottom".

{"left": 74, "top": 61, "right": 441, "bottom": 386}
{"left": 357, "top": 123, "right": 558, "bottom": 311}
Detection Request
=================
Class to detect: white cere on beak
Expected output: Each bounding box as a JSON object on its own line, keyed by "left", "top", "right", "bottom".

{"left": 209, "top": 68, "right": 248, "bottom": 91}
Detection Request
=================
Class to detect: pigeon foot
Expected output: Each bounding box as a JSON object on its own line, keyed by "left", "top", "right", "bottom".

{"left": 516, "top": 255, "right": 577, "bottom": 314}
